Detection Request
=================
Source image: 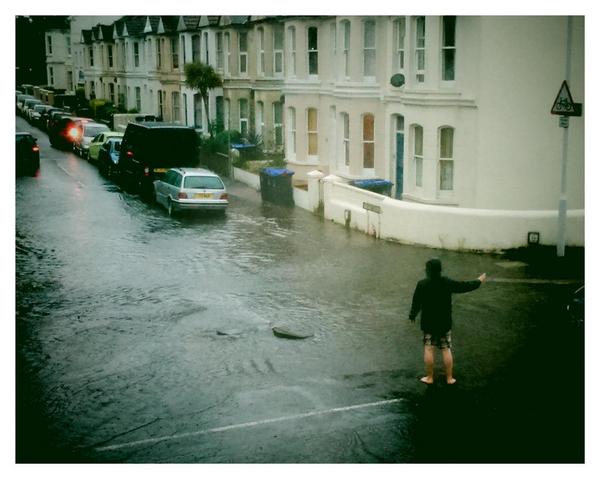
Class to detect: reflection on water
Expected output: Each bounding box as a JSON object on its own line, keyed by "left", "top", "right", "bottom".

{"left": 16, "top": 167, "right": 583, "bottom": 462}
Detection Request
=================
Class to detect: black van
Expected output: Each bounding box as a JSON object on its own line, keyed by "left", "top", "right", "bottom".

{"left": 118, "top": 122, "right": 200, "bottom": 196}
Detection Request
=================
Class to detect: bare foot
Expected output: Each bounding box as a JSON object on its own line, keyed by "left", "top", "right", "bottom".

{"left": 420, "top": 376, "right": 434, "bottom": 385}
{"left": 447, "top": 378, "right": 457, "bottom": 385}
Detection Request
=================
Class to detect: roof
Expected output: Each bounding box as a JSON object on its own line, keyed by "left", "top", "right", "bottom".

{"left": 81, "top": 29, "right": 92, "bottom": 44}
{"left": 124, "top": 16, "right": 146, "bottom": 37}
{"left": 100, "top": 24, "right": 114, "bottom": 42}
{"left": 180, "top": 16, "right": 201, "bottom": 30}
{"left": 230, "top": 16, "right": 250, "bottom": 25}
{"left": 160, "top": 16, "right": 179, "bottom": 33}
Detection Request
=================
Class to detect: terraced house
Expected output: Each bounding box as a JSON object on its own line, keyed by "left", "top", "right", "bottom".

{"left": 49, "top": 15, "right": 584, "bottom": 250}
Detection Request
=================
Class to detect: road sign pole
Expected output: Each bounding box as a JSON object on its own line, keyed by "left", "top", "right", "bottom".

{"left": 557, "top": 16, "right": 573, "bottom": 257}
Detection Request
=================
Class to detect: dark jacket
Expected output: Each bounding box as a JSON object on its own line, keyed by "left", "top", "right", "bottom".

{"left": 409, "top": 276, "right": 481, "bottom": 335}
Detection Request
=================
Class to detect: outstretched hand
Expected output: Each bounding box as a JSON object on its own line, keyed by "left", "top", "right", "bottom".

{"left": 478, "top": 273, "right": 487, "bottom": 282}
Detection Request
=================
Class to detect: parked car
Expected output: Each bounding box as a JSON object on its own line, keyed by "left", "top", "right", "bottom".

{"left": 48, "top": 115, "right": 81, "bottom": 150}
{"left": 72, "top": 121, "right": 110, "bottom": 159}
{"left": 118, "top": 122, "right": 199, "bottom": 198}
{"left": 16, "top": 94, "right": 34, "bottom": 114}
{"left": 40, "top": 107, "right": 65, "bottom": 131}
{"left": 47, "top": 110, "right": 70, "bottom": 133}
{"left": 154, "top": 168, "right": 229, "bottom": 216}
{"left": 29, "top": 104, "right": 53, "bottom": 127}
{"left": 97, "top": 137, "right": 122, "bottom": 177}
{"left": 22, "top": 98, "right": 42, "bottom": 121}
{"left": 88, "top": 131, "right": 123, "bottom": 162}
{"left": 16, "top": 132, "right": 40, "bottom": 176}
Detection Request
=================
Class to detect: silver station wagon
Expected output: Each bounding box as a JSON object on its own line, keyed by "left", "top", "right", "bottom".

{"left": 154, "top": 168, "right": 229, "bottom": 215}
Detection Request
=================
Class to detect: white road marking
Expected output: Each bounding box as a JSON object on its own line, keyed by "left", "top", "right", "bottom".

{"left": 95, "top": 398, "right": 404, "bottom": 452}
{"left": 56, "top": 162, "right": 85, "bottom": 188}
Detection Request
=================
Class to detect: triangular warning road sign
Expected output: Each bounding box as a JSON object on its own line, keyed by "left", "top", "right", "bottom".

{"left": 551, "top": 80, "right": 576, "bottom": 115}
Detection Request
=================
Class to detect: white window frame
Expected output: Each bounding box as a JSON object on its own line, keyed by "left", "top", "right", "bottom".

{"left": 273, "top": 102, "right": 283, "bottom": 149}
{"left": 287, "top": 107, "right": 296, "bottom": 159}
{"left": 362, "top": 113, "right": 375, "bottom": 171}
{"left": 273, "top": 26, "right": 284, "bottom": 77}
{"left": 48, "top": 66, "right": 54, "bottom": 85}
{"left": 156, "top": 38, "right": 162, "bottom": 69}
{"left": 108, "top": 44, "right": 113, "bottom": 68}
{"left": 438, "top": 126, "right": 454, "bottom": 193}
{"left": 216, "top": 33, "right": 223, "bottom": 70}
{"left": 307, "top": 107, "right": 318, "bottom": 159}
{"left": 393, "top": 17, "right": 406, "bottom": 73}
{"left": 257, "top": 27, "right": 265, "bottom": 75}
{"left": 288, "top": 26, "right": 296, "bottom": 77}
{"left": 239, "top": 98, "right": 249, "bottom": 137}
{"left": 182, "top": 93, "right": 188, "bottom": 125}
{"left": 415, "top": 17, "right": 426, "bottom": 83}
{"left": 342, "top": 112, "right": 350, "bottom": 168}
{"left": 171, "top": 37, "right": 179, "bottom": 70}
{"left": 342, "top": 20, "right": 350, "bottom": 79}
{"left": 203, "top": 32, "right": 209, "bottom": 65}
{"left": 172, "top": 91, "right": 180, "bottom": 122}
{"left": 307, "top": 26, "right": 318, "bottom": 77}
{"left": 192, "top": 34, "right": 200, "bottom": 63}
{"left": 441, "top": 16, "right": 456, "bottom": 82}
{"left": 134, "top": 42, "right": 140, "bottom": 68}
{"left": 362, "top": 20, "right": 376, "bottom": 79}
{"left": 256, "top": 101, "right": 264, "bottom": 136}
{"left": 413, "top": 125, "right": 424, "bottom": 187}
{"left": 47, "top": 35, "right": 52, "bottom": 54}
{"left": 239, "top": 31, "right": 248, "bottom": 75}
{"left": 224, "top": 33, "right": 230, "bottom": 75}
{"left": 135, "top": 87, "right": 141, "bottom": 111}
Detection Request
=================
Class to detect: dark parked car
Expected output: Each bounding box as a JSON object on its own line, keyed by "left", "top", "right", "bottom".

{"left": 48, "top": 116, "right": 81, "bottom": 150}
{"left": 40, "top": 107, "right": 66, "bottom": 131}
{"left": 97, "top": 137, "right": 122, "bottom": 177}
{"left": 117, "top": 122, "right": 199, "bottom": 197}
{"left": 16, "top": 132, "right": 40, "bottom": 176}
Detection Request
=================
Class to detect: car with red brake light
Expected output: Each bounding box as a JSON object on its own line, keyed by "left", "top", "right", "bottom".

{"left": 153, "top": 168, "right": 229, "bottom": 215}
{"left": 72, "top": 121, "right": 110, "bottom": 159}
{"left": 16, "top": 132, "right": 40, "bottom": 176}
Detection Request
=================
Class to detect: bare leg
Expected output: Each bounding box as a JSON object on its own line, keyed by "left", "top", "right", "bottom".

{"left": 442, "top": 348, "right": 456, "bottom": 384}
{"left": 420, "top": 346, "right": 435, "bottom": 384}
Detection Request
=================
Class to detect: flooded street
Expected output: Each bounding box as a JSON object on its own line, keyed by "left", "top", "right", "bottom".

{"left": 16, "top": 116, "right": 584, "bottom": 463}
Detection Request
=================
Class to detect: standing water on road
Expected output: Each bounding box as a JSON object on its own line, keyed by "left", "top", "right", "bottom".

{"left": 15, "top": 116, "right": 583, "bottom": 463}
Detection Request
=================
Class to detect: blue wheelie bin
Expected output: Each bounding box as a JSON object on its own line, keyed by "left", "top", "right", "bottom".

{"left": 259, "top": 167, "right": 295, "bottom": 206}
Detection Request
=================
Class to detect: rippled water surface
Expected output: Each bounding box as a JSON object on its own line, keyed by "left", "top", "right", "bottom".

{"left": 16, "top": 117, "right": 584, "bottom": 463}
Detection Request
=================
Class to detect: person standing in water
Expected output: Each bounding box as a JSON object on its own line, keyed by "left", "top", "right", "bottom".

{"left": 409, "top": 258, "right": 486, "bottom": 385}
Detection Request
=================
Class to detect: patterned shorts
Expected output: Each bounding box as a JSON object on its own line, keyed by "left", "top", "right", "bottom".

{"left": 423, "top": 331, "right": 452, "bottom": 350}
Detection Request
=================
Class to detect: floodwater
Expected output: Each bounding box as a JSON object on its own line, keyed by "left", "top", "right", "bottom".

{"left": 15, "top": 116, "right": 584, "bottom": 463}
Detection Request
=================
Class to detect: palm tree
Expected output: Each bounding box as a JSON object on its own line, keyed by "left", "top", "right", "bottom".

{"left": 184, "top": 62, "right": 223, "bottom": 137}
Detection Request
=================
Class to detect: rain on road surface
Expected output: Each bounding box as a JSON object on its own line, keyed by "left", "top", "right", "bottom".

{"left": 15, "top": 116, "right": 584, "bottom": 463}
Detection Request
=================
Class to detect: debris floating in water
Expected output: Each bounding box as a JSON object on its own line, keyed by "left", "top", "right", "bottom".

{"left": 272, "top": 327, "right": 313, "bottom": 340}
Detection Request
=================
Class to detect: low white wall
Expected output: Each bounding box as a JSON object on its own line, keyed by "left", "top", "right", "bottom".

{"left": 323, "top": 180, "right": 584, "bottom": 251}
{"left": 293, "top": 187, "right": 310, "bottom": 211}
{"left": 233, "top": 167, "right": 261, "bottom": 190}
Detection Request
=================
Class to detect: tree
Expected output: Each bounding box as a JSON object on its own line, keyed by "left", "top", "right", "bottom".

{"left": 184, "top": 62, "right": 223, "bottom": 138}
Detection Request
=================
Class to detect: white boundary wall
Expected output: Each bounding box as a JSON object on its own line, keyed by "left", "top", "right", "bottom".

{"left": 322, "top": 178, "right": 584, "bottom": 251}
{"left": 233, "top": 167, "right": 261, "bottom": 190}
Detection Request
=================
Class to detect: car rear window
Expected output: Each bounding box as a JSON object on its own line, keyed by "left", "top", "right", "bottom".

{"left": 84, "top": 125, "right": 109, "bottom": 137}
{"left": 137, "top": 128, "right": 199, "bottom": 167}
{"left": 184, "top": 176, "right": 224, "bottom": 190}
